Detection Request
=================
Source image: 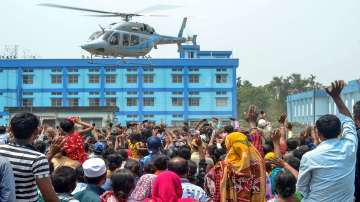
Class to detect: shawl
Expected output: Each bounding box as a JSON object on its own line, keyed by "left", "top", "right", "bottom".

{"left": 128, "top": 174, "right": 156, "bottom": 201}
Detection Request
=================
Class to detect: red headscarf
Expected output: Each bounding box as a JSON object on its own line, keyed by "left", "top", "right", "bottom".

{"left": 145, "top": 171, "right": 195, "bottom": 202}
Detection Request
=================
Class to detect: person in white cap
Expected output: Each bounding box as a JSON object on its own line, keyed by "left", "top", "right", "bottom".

{"left": 74, "top": 158, "right": 107, "bottom": 202}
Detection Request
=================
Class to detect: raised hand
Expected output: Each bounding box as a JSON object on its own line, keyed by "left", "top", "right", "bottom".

{"left": 325, "top": 80, "right": 345, "bottom": 99}
{"left": 270, "top": 128, "right": 281, "bottom": 143}
{"left": 244, "top": 105, "right": 258, "bottom": 124}
{"left": 278, "top": 113, "right": 287, "bottom": 124}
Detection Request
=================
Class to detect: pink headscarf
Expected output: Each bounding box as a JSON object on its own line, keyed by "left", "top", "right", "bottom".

{"left": 145, "top": 171, "right": 194, "bottom": 202}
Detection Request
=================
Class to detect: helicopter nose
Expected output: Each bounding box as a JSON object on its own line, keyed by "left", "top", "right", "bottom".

{"left": 81, "top": 41, "right": 105, "bottom": 53}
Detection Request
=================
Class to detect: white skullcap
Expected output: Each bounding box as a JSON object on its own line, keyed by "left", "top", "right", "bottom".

{"left": 258, "top": 119, "right": 268, "bottom": 129}
{"left": 82, "top": 158, "right": 106, "bottom": 178}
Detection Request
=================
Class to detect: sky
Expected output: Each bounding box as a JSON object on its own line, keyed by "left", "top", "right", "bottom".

{"left": 1, "top": 0, "right": 360, "bottom": 86}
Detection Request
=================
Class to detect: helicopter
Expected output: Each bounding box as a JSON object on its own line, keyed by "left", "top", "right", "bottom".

{"left": 40, "top": 3, "right": 197, "bottom": 58}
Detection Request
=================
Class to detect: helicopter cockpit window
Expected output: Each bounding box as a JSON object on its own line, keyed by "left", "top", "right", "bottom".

{"left": 102, "top": 31, "right": 114, "bottom": 41}
{"left": 109, "top": 32, "right": 120, "bottom": 45}
{"left": 88, "top": 31, "right": 103, "bottom": 41}
{"left": 123, "top": 34, "right": 130, "bottom": 46}
{"left": 130, "top": 35, "right": 140, "bottom": 46}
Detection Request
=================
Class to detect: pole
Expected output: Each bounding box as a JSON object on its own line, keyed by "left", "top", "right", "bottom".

{"left": 311, "top": 74, "right": 316, "bottom": 124}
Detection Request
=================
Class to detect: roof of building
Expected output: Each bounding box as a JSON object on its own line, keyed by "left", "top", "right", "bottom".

{"left": 4, "top": 106, "right": 119, "bottom": 113}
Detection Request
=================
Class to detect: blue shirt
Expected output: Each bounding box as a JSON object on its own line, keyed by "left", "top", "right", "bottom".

{"left": 0, "top": 156, "right": 16, "bottom": 202}
{"left": 181, "top": 178, "right": 210, "bottom": 202}
{"left": 296, "top": 114, "right": 358, "bottom": 202}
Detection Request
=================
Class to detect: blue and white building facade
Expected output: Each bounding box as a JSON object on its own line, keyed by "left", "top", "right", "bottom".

{"left": 0, "top": 44, "right": 239, "bottom": 126}
{"left": 287, "top": 79, "right": 360, "bottom": 124}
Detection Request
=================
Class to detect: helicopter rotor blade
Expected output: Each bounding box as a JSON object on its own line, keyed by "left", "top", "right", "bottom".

{"left": 135, "top": 4, "right": 180, "bottom": 15}
{"left": 39, "top": 3, "right": 120, "bottom": 15}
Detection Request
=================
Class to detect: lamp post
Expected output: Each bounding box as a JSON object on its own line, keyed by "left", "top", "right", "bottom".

{"left": 310, "top": 74, "right": 316, "bottom": 124}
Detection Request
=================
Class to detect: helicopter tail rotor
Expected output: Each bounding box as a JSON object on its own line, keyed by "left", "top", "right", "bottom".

{"left": 178, "top": 17, "right": 187, "bottom": 38}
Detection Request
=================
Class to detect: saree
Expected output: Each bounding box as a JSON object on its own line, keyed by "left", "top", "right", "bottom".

{"left": 214, "top": 132, "right": 266, "bottom": 202}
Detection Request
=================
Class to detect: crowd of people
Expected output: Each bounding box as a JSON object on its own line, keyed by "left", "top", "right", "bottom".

{"left": 0, "top": 80, "right": 358, "bottom": 202}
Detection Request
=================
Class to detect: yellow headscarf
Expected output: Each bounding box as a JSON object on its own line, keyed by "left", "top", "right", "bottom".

{"left": 218, "top": 132, "right": 266, "bottom": 202}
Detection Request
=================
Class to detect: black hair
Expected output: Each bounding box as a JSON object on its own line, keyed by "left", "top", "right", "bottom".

{"left": 60, "top": 119, "right": 74, "bottom": 133}
{"left": 187, "top": 160, "right": 197, "bottom": 184}
{"left": 207, "top": 145, "right": 227, "bottom": 164}
{"left": 224, "top": 125, "right": 234, "bottom": 134}
{"left": 0, "top": 126, "right": 6, "bottom": 134}
{"left": 316, "top": 114, "right": 341, "bottom": 139}
{"left": 168, "top": 157, "right": 188, "bottom": 176}
{"left": 10, "top": 113, "right": 40, "bottom": 139}
{"left": 263, "top": 144, "right": 274, "bottom": 155}
{"left": 143, "top": 162, "right": 156, "bottom": 174}
{"left": 111, "top": 169, "right": 136, "bottom": 201}
{"left": 178, "top": 145, "right": 191, "bottom": 160}
{"left": 354, "top": 101, "right": 360, "bottom": 121}
{"left": 284, "top": 156, "right": 300, "bottom": 171}
{"left": 118, "top": 149, "right": 129, "bottom": 160}
{"left": 85, "top": 173, "right": 107, "bottom": 185}
{"left": 152, "top": 154, "right": 169, "bottom": 171}
{"left": 286, "top": 122, "right": 293, "bottom": 130}
{"left": 286, "top": 138, "right": 300, "bottom": 151}
{"left": 107, "top": 153, "right": 123, "bottom": 171}
{"left": 34, "top": 140, "right": 47, "bottom": 154}
{"left": 293, "top": 145, "right": 309, "bottom": 160}
{"left": 75, "top": 166, "right": 85, "bottom": 183}
{"left": 124, "top": 159, "right": 141, "bottom": 177}
{"left": 52, "top": 166, "right": 77, "bottom": 193}
{"left": 275, "top": 171, "right": 297, "bottom": 199}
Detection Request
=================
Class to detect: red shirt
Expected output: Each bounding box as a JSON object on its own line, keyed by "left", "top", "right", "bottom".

{"left": 63, "top": 131, "right": 88, "bottom": 163}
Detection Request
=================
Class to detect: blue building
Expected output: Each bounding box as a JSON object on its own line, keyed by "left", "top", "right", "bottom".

{"left": 0, "top": 44, "right": 239, "bottom": 126}
{"left": 287, "top": 79, "right": 360, "bottom": 124}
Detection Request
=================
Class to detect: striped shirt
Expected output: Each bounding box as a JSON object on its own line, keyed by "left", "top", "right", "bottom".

{"left": 0, "top": 143, "right": 50, "bottom": 202}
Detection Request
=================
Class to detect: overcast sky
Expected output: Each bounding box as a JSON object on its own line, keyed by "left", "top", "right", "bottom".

{"left": 1, "top": 0, "right": 359, "bottom": 85}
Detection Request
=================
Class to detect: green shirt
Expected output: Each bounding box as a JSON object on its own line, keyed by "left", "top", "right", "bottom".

{"left": 74, "top": 184, "right": 104, "bottom": 202}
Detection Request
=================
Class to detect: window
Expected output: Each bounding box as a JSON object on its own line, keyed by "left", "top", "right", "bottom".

{"left": 51, "top": 92, "right": 62, "bottom": 96}
{"left": 68, "top": 92, "right": 78, "bottom": 96}
{"left": 172, "top": 97, "right": 183, "bottom": 106}
{"left": 89, "top": 68, "right": 99, "bottom": 72}
{"left": 68, "top": 98, "right": 79, "bottom": 107}
{"left": 106, "top": 74, "right": 116, "bottom": 83}
{"left": 22, "top": 92, "right": 33, "bottom": 96}
{"left": 143, "top": 74, "right": 154, "bottom": 83}
{"left": 172, "top": 74, "right": 182, "bottom": 83}
{"left": 189, "top": 91, "right": 199, "bottom": 96}
{"left": 143, "top": 97, "right": 154, "bottom": 106}
{"left": 127, "top": 67, "right": 137, "bottom": 72}
{"left": 89, "top": 92, "right": 99, "bottom": 96}
{"left": 189, "top": 74, "right": 199, "bottom": 83}
{"left": 143, "top": 67, "right": 154, "bottom": 72}
{"left": 130, "top": 35, "right": 140, "bottom": 46}
{"left": 106, "top": 92, "right": 116, "bottom": 96}
{"left": 23, "top": 68, "right": 33, "bottom": 73}
{"left": 216, "top": 74, "right": 227, "bottom": 83}
{"left": 144, "top": 115, "right": 154, "bottom": 118}
{"left": 68, "top": 68, "right": 78, "bottom": 72}
{"left": 89, "top": 98, "right": 100, "bottom": 106}
{"left": 22, "top": 98, "right": 33, "bottom": 107}
{"left": 109, "top": 32, "right": 120, "bottom": 45}
{"left": 189, "top": 67, "right": 199, "bottom": 72}
{"left": 172, "top": 67, "right": 182, "bottom": 72}
{"left": 216, "top": 91, "right": 227, "bottom": 95}
{"left": 216, "top": 97, "right": 228, "bottom": 107}
{"left": 189, "top": 97, "right": 200, "bottom": 106}
{"left": 172, "top": 92, "right": 182, "bottom": 95}
{"left": 23, "top": 75, "right": 33, "bottom": 84}
{"left": 144, "top": 91, "right": 154, "bottom": 95}
{"left": 188, "top": 51, "right": 194, "bottom": 58}
{"left": 89, "top": 74, "right": 99, "bottom": 83}
{"left": 123, "top": 33, "right": 130, "bottom": 46}
{"left": 216, "top": 68, "right": 227, "bottom": 72}
{"left": 127, "top": 92, "right": 137, "bottom": 95}
{"left": 106, "top": 98, "right": 117, "bottom": 106}
{"left": 127, "top": 98, "right": 137, "bottom": 106}
{"left": 51, "top": 68, "right": 62, "bottom": 73}
{"left": 51, "top": 75, "right": 62, "bottom": 84}
{"left": 51, "top": 98, "right": 62, "bottom": 107}
{"left": 68, "top": 75, "right": 78, "bottom": 84}
{"left": 172, "top": 114, "right": 182, "bottom": 118}
{"left": 105, "top": 67, "right": 116, "bottom": 72}
{"left": 127, "top": 75, "right": 137, "bottom": 83}
{"left": 127, "top": 115, "right": 137, "bottom": 118}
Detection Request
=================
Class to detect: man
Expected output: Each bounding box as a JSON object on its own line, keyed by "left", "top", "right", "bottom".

{"left": 0, "top": 156, "right": 16, "bottom": 202}
{"left": 0, "top": 113, "right": 58, "bottom": 202}
{"left": 297, "top": 81, "right": 358, "bottom": 202}
{"left": 0, "top": 126, "right": 9, "bottom": 144}
{"left": 353, "top": 101, "right": 360, "bottom": 202}
{"left": 139, "top": 136, "right": 161, "bottom": 170}
{"left": 168, "top": 157, "right": 210, "bottom": 202}
{"left": 75, "top": 158, "right": 106, "bottom": 202}
{"left": 51, "top": 166, "right": 79, "bottom": 202}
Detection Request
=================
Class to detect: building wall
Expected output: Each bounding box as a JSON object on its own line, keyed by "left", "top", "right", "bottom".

{"left": 0, "top": 46, "right": 239, "bottom": 126}
{"left": 287, "top": 80, "right": 360, "bottom": 125}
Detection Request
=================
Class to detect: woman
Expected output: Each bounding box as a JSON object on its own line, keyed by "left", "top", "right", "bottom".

{"left": 128, "top": 174, "right": 156, "bottom": 202}
{"left": 100, "top": 169, "right": 136, "bottom": 202}
{"left": 144, "top": 171, "right": 195, "bottom": 202}
{"left": 212, "top": 131, "right": 266, "bottom": 202}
